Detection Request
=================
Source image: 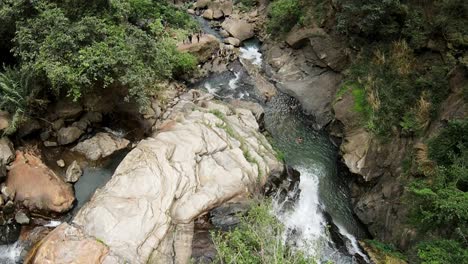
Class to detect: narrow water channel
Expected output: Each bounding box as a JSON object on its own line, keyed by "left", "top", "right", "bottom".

{"left": 194, "top": 23, "right": 369, "bottom": 262}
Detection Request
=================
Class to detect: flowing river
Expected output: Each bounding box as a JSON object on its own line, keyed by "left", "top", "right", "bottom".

{"left": 195, "top": 33, "right": 370, "bottom": 263}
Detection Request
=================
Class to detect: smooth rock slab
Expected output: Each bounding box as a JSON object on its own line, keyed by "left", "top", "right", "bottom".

{"left": 41, "top": 91, "right": 283, "bottom": 264}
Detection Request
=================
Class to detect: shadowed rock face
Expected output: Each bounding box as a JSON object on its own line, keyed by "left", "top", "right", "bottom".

{"left": 6, "top": 151, "right": 74, "bottom": 213}
{"left": 31, "top": 90, "right": 282, "bottom": 264}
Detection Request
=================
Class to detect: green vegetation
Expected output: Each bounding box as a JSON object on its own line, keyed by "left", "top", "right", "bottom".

{"left": 237, "top": 0, "right": 257, "bottom": 11}
{"left": 212, "top": 200, "right": 314, "bottom": 264}
{"left": 405, "top": 120, "right": 468, "bottom": 262}
{"left": 416, "top": 239, "right": 468, "bottom": 264}
{"left": 0, "top": 0, "right": 198, "bottom": 130}
{"left": 267, "top": 0, "right": 303, "bottom": 35}
{"left": 364, "top": 239, "right": 407, "bottom": 261}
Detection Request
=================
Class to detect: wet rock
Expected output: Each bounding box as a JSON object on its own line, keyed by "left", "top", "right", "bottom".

{"left": 224, "top": 37, "right": 240, "bottom": 47}
{"left": 31, "top": 223, "right": 110, "bottom": 263}
{"left": 14, "top": 211, "right": 30, "bottom": 225}
{"left": 210, "top": 203, "right": 249, "bottom": 230}
{"left": 191, "top": 230, "right": 216, "bottom": 263}
{"left": 6, "top": 151, "right": 74, "bottom": 213}
{"left": 3, "top": 200, "right": 15, "bottom": 214}
{"left": 71, "top": 132, "right": 130, "bottom": 161}
{"left": 43, "top": 141, "right": 58, "bottom": 147}
{"left": 178, "top": 34, "right": 220, "bottom": 63}
{"left": 0, "top": 111, "right": 10, "bottom": 131}
{"left": 0, "top": 137, "right": 14, "bottom": 180}
{"left": 0, "top": 222, "right": 21, "bottom": 245}
{"left": 40, "top": 130, "right": 51, "bottom": 141}
{"left": 286, "top": 27, "right": 326, "bottom": 49}
{"left": 57, "top": 126, "right": 84, "bottom": 145}
{"left": 65, "top": 161, "right": 82, "bottom": 183}
{"left": 242, "top": 59, "right": 277, "bottom": 100}
{"left": 1, "top": 184, "right": 15, "bottom": 201}
{"left": 277, "top": 69, "right": 342, "bottom": 128}
{"left": 17, "top": 118, "right": 41, "bottom": 138}
{"left": 51, "top": 118, "right": 65, "bottom": 131}
{"left": 264, "top": 165, "right": 300, "bottom": 210}
{"left": 360, "top": 241, "right": 407, "bottom": 264}
{"left": 221, "top": 18, "right": 254, "bottom": 42}
{"left": 54, "top": 100, "right": 83, "bottom": 119}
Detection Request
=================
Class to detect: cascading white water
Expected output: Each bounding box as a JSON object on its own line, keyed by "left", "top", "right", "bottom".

{"left": 0, "top": 242, "right": 23, "bottom": 264}
{"left": 239, "top": 45, "right": 263, "bottom": 66}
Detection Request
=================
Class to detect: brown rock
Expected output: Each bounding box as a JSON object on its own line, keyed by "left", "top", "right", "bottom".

{"left": 54, "top": 100, "right": 83, "bottom": 120}
{"left": 30, "top": 223, "right": 109, "bottom": 264}
{"left": 6, "top": 151, "right": 74, "bottom": 213}
{"left": 178, "top": 34, "right": 220, "bottom": 63}
{"left": 224, "top": 37, "right": 240, "bottom": 47}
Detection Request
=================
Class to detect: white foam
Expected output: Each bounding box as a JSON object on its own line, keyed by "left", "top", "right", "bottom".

{"left": 240, "top": 46, "right": 262, "bottom": 66}
{"left": 44, "top": 220, "right": 62, "bottom": 227}
{"left": 204, "top": 82, "right": 218, "bottom": 94}
{"left": 337, "top": 224, "right": 370, "bottom": 263}
{"left": 273, "top": 165, "right": 328, "bottom": 258}
{"left": 0, "top": 242, "right": 23, "bottom": 264}
{"left": 228, "top": 72, "right": 240, "bottom": 90}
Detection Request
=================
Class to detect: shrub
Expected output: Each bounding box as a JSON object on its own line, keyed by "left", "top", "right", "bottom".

{"left": 428, "top": 119, "right": 468, "bottom": 166}
{"left": 11, "top": 0, "right": 198, "bottom": 108}
{"left": 417, "top": 240, "right": 468, "bottom": 264}
{"left": 0, "top": 67, "right": 45, "bottom": 135}
{"left": 212, "top": 200, "right": 314, "bottom": 264}
{"left": 267, "top": 0, "right": 303, "bottom": 35}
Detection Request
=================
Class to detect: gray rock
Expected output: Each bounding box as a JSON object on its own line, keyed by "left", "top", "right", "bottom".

{"left": 54, "top": 100, "right": 83, "bottom": 119}
{"left": 286, "top": 27, "right": 326, "bottom": 49}
{"left": 0, "top": 137, "right": 14, "bottom": 179}
{"left": 65, "top": 161, "right": 82, "bottom": 183}
{"left": 224, "top": 37, "right": 240, "bottom": 47}
{"left": 52, "top": 118, "right": 65, "bottom": 131}
{"left": 15, "top": 211, "right": 30, "bottom": 225}
{"left": 277, "top": 69, "right": 342, "bottom": 128}
{"left": 44, "top": 141, "right": 58, "bottom": 147}
{"left": 221, "top": 18, "right": 254, "bottom": 41}
{"left": 17, "top": 118, "right": 41, "bottom": 138}
{"left": 71, "top": 132, "right": 130, "bottom": 161}
{"left": 57, "top": 126, "right": 84, "bottom": 145}
{"left": 210, "top": 203, "right": 249, "bottom": 230}
{"left": 3, "top": 200, "right": 15, "bottom": 214}
{"left": 40, "top": 130, "right": 51, "bottom": 141}
{"left": 0, "top": 222, "right": 21, "bottom": 245}
{"left": 1, "top": 184, "right": 15, "bottom": 200}
{"left": 56, "top": 159, "right": 65, "bottom": 168}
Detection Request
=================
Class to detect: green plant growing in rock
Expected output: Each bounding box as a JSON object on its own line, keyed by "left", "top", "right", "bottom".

{"left": 0, "top": 67, "right": 46, "bottom": 135}
{"left": 212, "top": 199, "right": 315, "bottom": 264}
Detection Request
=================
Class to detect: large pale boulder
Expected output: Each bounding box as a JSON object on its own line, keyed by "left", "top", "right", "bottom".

{"left": 276, "top": 68, "right": 342, "bottom": 128}
{"left": 71, "top": 132, "right": 129, "bottom": 161}
{"left": 6, "top": 151, "right": 74, "bottom": 213}
{"left": 221, "top": 18, "right": 254, "bottom": 41}
{"left": 178, "top": 34, "right": 220, "bottom": 62}
{"left": 33, "top": 90, "right": 282, "bottom": 264}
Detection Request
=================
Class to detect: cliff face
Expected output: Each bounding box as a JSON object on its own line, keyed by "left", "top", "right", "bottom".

{"left": 262, "top": 19, "right": 467, "bottom": 249}
{"left": 333, "top": 67, "right": 467, "bottom": 249}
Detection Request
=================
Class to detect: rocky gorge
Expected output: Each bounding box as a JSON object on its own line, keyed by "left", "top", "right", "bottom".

{"left": 0, "top": 0, "right": 466, "bottom": 263}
